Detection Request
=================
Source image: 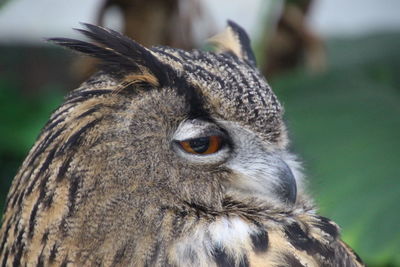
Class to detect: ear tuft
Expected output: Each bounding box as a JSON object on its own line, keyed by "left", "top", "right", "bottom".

{"left": 208, "top": 20, "right": 256, "bottom": 66}
{"left": 47, "top": 23, "right": 169, "bottom": 87}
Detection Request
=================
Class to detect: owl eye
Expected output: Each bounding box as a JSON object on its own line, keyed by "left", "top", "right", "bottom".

{"left": 179, "top": 136, "right": 222, "bottom": 155}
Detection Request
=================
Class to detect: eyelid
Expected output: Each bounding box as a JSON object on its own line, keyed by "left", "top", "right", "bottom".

{"left": 174, "top": 127, "right": 225, "bottom": 141}
{"left": 173, "top": 119, "right": 225, "bottom": 139}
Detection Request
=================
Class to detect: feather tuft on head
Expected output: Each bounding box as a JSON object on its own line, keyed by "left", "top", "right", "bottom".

{"left": 47, "top": 23, "right": 169, "bottom": 87}
{"left": 208, "top": 20, "right": 256, "bottom": 66}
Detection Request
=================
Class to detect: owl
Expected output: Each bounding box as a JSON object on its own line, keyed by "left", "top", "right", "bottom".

{"left": 0, "top": 21, "right": 363, "bottom": 266}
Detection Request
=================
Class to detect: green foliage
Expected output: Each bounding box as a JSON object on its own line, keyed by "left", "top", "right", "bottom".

{"left": 0, "top": 75, "right": 64, "bottom": 215}
{"left": 0, "top": 0, "right": 10, "bottom": 10}
{"left": 272, "top": 32, "right": 400, "bottom": 266}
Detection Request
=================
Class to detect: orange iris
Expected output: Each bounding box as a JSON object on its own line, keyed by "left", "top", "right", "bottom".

{"left": 179, "top": 136, "right": 222, "bottom": 155}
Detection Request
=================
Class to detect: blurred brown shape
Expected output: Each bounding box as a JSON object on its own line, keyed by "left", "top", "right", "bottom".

{"left": 262, "top": 0, "right": 326, "bottom": 77}
{"left": 97, "top": 0, "right": 200, "bottom": 49}
{"left": 73, "top": 0, "right": 203, "bottom": 82}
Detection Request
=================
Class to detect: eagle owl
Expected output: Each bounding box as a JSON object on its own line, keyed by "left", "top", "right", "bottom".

{"left": 0, "top": 21, "right": 363, "bottom": 266}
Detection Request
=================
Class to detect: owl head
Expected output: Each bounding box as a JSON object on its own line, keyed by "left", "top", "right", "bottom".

{"left": 44, "top": 21, "right": 302, "bottom": 214}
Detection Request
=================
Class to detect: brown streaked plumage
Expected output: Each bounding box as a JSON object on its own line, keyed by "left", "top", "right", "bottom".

{"left": 0, "top": 21, "right": 363, "bottom": 266}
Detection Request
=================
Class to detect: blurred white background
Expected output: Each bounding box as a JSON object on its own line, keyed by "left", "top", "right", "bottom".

{"left": 0, "top": 0, "right": 399, "bottom": 44}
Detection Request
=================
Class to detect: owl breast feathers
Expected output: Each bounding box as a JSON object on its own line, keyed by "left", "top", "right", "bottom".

{"left": 0, "top": 21, "right": 363, "bottom": 266}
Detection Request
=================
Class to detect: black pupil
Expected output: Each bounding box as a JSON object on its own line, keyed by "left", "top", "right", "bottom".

{"left": 189, "top": 137, "right": 210, "bottom": 153}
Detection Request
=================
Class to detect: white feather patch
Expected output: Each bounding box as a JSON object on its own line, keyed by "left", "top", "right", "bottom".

{"left": 171, "top": 217, "right": 255, "bottom": 267}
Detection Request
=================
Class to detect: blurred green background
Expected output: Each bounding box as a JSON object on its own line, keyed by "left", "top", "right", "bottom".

{"left": 272, "top": 33, "right": 400, "bottom": 266}
{"left": 0, "top": 0, "right": 399, "bottom": 266}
